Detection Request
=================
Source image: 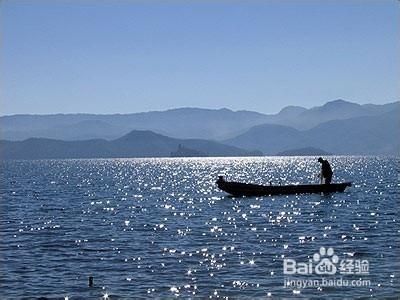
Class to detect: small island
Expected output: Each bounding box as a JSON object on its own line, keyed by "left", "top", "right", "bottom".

{"left": 276, "top": 147, "right": 332, "bottom": 156}
{"left": 170, "top": 144, "right": 208, "bottom": 157}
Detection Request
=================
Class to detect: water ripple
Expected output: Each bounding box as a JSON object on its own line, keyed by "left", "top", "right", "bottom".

{"left": 0, "top": 156, "right": 399, "bottom": 299}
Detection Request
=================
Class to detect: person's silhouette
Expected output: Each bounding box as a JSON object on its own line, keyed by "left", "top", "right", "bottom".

{"left": 318, "top": 157, "right": 333, "bottom": 184}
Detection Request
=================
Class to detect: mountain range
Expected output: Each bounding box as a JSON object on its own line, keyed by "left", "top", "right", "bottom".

{"left": 225, "top": 108, "right": 399, "bottom": 155}
{"left": 2, "top": 99, "right": 398, "bottom": 141}
{"left": 0, "top": 99, "right": 399, "bottom": 158}
{"left": 0, "top": 130, "right": 261, "bottom": 160}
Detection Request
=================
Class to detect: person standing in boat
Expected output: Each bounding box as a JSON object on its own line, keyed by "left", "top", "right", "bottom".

{"left": 318, "top": 157, "right": 333, "bottom": 184}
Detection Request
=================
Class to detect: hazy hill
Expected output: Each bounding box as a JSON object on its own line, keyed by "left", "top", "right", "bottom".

{"left": 2, "top": 120, "right": 127, "bottom": 141}
{"left": 274, "top": 100, "right": 400, "bottom": 129}
{"left": 224, "top": 124, "right": 306, "bottom": 155}
{"left": 362, "top": 101, "right": 400, "bottom": 114}
{"left": 0, "top": 130, "right": 262, "bottom": 160}
{"left": 276, "top": 105, "right": 307, "bottom": 119}
{"left": 0, "top": 108, "right": 270, "bottom": 141}
{"left": 225, "top": 108, "right": 400, "bottom": 155}
{"left": 304, "top": 108, "right": 400, "bottom": 154}
{"left": 1, "top": 100, "right": 397, "bottom": 141}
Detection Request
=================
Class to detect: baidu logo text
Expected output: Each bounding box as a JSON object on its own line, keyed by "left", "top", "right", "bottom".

{"left": 284, "top": 247, "right": 369, "bottom": 276}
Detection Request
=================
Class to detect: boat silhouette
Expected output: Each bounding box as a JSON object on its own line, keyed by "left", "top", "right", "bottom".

{"left": 216, "top": 176, "right": 351, "bottom": 197}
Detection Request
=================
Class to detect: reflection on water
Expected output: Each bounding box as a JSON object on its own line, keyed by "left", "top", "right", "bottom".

{"left": 0, "top": 156, "right": 399, "bottom": 299}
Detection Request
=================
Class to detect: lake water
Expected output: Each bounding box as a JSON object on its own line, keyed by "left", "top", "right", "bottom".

{"left": 1, "top": 156, "right": 399, "bottom": 299}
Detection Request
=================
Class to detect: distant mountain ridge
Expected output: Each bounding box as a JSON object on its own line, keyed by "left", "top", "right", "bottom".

{"left": 225, "top": 107, "right": 400, "bottom": 155}
{"left": 0, "top": 99, "right": 398, "bottom": 157}
{"left": 0, "top": 107, "right": 269, "bottom": 141}
{"left": 268, "top": 99, "right": 399, "bottom": 129}
{"left": 1, "top": 100, "right": 398, "bottom": 141}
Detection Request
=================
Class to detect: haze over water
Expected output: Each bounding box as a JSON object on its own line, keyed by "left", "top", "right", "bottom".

{"left": 1, "top": 156, "right": 399, "bottom": 299}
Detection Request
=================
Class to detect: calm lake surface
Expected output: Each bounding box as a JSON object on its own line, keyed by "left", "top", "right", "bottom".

{"left": 1, "top": 156, "right": 399, "bottom": 299}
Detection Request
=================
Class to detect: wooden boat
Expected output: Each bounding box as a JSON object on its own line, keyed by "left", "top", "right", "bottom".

{"left": 216, "top": 176, "right": 351, "bottom": 197}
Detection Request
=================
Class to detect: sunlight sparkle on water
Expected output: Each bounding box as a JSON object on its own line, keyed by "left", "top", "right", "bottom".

{"left": 2, "top": 157, "right": 398, "bottom": 298}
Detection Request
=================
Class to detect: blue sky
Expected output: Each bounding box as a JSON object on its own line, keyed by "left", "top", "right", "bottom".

{"left": 1, "top": 0, "right": 399, "bottom": 115}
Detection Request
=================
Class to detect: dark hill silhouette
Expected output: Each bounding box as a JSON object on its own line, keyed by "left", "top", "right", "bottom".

{"left": 0, "top": 130, "right": 262, "bottom": 160}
